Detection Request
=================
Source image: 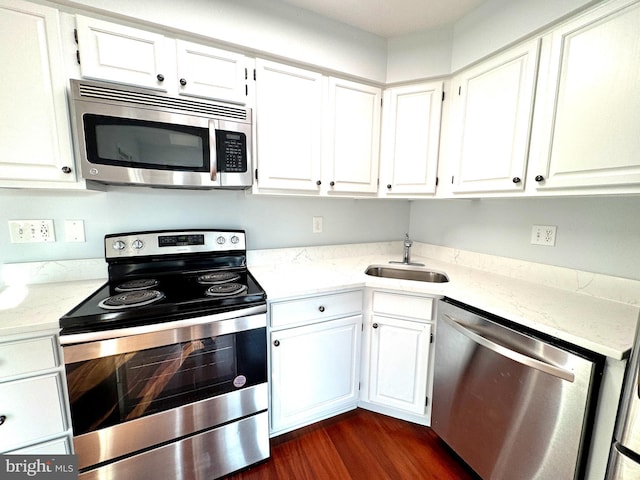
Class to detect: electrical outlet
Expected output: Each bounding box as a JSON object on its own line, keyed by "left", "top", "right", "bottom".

{"left": 64, "top": 220, "right": 85, "bottom": 242}
{"left": 8, "top": 220, "right": 56, "bottom": 243}
{"left": 531, "top": 225, "right": 557, "bottom": 246}
{"left": 312, "top": 216, "right": 323, "bottom": 233}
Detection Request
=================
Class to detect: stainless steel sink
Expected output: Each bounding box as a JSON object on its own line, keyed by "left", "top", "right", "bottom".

{"left": 365, "top": 265, "right": 449, "bottom": 283}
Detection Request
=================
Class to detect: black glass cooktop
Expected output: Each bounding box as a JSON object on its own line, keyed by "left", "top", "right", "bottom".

{"left": 60, "top": 267, "right": 266, "bottom": 336}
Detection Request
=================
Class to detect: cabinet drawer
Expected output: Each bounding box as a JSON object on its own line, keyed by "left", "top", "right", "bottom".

{"left": 0, "top": 373, "right": 67, "bottom": 452}
{"left": 270, "top": 290, "right": 363, "bottom": 328}
{"left": 8, "top": 436, "right": 72, "bottom": 455}
{"left": 0, "top": 336, "right": 58, "bottom": 378}
{"left": 372, "top": 291, "right": 433, "bottom": 321}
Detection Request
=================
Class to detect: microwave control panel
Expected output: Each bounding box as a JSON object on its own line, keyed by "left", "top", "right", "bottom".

{"left": 217, "top": 131, "right": 247, "bottom": 173}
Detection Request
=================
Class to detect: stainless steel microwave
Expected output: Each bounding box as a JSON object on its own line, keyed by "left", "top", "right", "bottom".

{"left": 69, "top": 79, "right": 253, "bottom": 189}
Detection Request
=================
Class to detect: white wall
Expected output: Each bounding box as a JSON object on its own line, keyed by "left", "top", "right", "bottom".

{"left": 409, "top": 196, "right": 640, "bottom": 280}
{"left": 451, "top": 0, "right": 598, "bottom": 71}
{"left": 0, "top": 187, "right": 410, "bottom": 264}
{"left": 54, "top": 0, "right": 388, "bottom": 82}
{"left": 55, "top": 0, "right": 599, "bottom": 83}
{"left": 386, "top": 0, "right": 599, "bottom": 82}
{"left": 386, "top": 26, "right": 452, "bottom": 83}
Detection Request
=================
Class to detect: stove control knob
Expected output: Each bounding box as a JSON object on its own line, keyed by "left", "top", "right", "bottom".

{"left": 132, "top": 239, "right": 144, "bottom": 250}
{"left": 216, "top": 236, "right": 226, "bottom": 245}
{"left": 230, "top": 235, "right": 240, "bottom": 244}
{"left": 113, "top": 240, "right": 126, "bottom": 251}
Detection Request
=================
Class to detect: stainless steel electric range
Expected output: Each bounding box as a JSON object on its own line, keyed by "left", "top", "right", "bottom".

{"left": 59, "top": 229, "right": 269, "bottom": 480}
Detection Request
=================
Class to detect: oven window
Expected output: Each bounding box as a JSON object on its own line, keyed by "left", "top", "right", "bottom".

{"left": 65, "top": 327, "right": 266, "bottom": 436}
{"left": 83, "top": 114, "right": 210, "bottom": 171}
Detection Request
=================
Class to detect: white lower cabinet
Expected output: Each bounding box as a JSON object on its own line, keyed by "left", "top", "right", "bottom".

{"left": 269, "top": 290, "right": 362, "bottom": 435}
{"left": 360, "top": 290, "right": 437, "bottom": 425}
{"left": 0, "top": 332, "right": 73, "bottom": 453}
{"left": 269, "top": 288, "right": 439, "bottom": 433}
{"left": 368, "top": 316, "right": 431, "bottom": 414}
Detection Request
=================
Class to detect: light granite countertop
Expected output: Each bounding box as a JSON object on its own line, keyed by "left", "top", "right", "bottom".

{"left": 248, "top": 242, "right": 640, "bottom": 360}
{"left": 1, "top": 242, "right": 638, "bottom": 359}
{"left": 0, "top": 279, "right": 105, "bottom": 337}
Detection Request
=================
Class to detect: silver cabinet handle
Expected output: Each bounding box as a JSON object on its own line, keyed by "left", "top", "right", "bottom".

{"left": 442, "top": 314, "right": 575, "bottom": 382}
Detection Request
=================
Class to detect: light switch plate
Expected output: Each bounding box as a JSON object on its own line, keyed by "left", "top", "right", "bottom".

{"left": 8, "top": 220, "right": 55, "bottom": 243}
{"left": 312, "top": 216, "right": 323, "bottom": 233}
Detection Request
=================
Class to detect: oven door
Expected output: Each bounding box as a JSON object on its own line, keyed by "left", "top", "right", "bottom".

{"left": 62, "top": 313, "right": 267, "bottom": 471}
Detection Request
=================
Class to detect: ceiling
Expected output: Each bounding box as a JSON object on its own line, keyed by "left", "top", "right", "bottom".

{"left": 275, "top": 0, "right": 487, "bottom": 37}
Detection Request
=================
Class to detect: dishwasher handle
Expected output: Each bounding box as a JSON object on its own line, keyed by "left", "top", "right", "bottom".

{"left": 443, "top": 313, "right": 575, "bottom": 383}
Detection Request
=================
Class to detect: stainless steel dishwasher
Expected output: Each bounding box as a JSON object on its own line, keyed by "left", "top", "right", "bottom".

{"left": 432, "top": 298, "right": 603, "bottom": 480}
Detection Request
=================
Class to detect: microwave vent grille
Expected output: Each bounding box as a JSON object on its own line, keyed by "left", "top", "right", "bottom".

{"left": 77, "top": 83, "right": 248, "bottom": 121}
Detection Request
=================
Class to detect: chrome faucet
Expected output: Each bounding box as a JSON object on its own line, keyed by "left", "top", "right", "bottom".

{"left": 390, "top": 233, "right": 424, "bottom": 266}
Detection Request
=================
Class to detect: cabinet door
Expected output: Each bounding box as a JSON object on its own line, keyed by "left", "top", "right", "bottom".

{"left": 325, "top": 78, "right": 381, "bottom": 194}
{"left": 368, "top": 316, "right": 431, "bottom": 414}
{"left": 76, "top": 15, "right": 169, "bottom": 90}
{"left": 531, "top": 0, "right": 640, "bottom": 191}
{"left": 0, "top": 0, "right": 75, "bottom": 185}
{"left": 176, "top": 40, "right": 246, "bottom": 104}
{"left": 270, "top": 315, "right": 361, "bottom": 433}
{"left": 255, "top": 59, "right": 323, "bottom": 192}
{"left": 450, "top": 40, "right": 539, "bottom": 193}
{"left": 380, "top": 82, "right": 443, "bottom": 195}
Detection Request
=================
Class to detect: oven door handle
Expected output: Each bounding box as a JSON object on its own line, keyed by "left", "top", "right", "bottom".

{"left": 442, "top": 314, "right": 575, "bottom": 382}
{"left": 61, "top": 306, "right": 266, "bottom": 363}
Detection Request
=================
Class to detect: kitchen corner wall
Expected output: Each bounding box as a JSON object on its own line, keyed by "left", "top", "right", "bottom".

{"left": 0, "top": 187, "right": 410, "bottom": 265}
{"left": 2, "top": 189, "right": 639, "bottom": 282}
{"left": 409, "top": 196, "right": 640, "bottom": 281}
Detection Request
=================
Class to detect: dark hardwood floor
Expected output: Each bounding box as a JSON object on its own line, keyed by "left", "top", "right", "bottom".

{"left": 228, "top": 409, "right": 479, "bottom": 480}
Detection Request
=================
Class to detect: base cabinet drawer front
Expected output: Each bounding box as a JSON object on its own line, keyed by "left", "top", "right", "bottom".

{"left": 0, "top": 335, "right": 58, "bottom": 378}
{"left": 270, "top": 290, "right": 363, "bottom": 328}
{"left": 372, "top": 291, "right": 433, "bottom": 321}
{"left": 270, "top": 315, "right": 361, "bottom": 433}
{"left": 0, "top": 373, "right": 67, "bottom": 452}
{"left": 8, "top": 436, "right": 72, "bottom": 455}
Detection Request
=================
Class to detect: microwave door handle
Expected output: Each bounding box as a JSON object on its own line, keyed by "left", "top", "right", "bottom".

{"left": 209, "top": 120, "right": 218, "bottom": 181}
{"left": 442, "top": 313, "right": 575, "bottom": 382}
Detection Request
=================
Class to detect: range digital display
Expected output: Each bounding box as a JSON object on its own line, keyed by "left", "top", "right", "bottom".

{"left": 158, "top": 234, "right": 205, "bottom": 247}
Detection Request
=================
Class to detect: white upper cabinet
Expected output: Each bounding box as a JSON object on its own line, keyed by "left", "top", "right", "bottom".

{"left": 254, "top": 59, "right": 324, "bottom": 192}
{"left": 254, "top": 60, "right": 381, "bottom": 196}
{"left": 175, "top": 40, "right": 246, "bottom": 103}
{"left": 449, "top": 39, "right": 540, "bottom": 194}
{"left": 0, "top": 0, "right": 77, "bottom": 187}
{"left": 530, "top": 0, "right": 640, "bottom": 192}
{"left": 76, "top": 15, "right": 169, "bottom": 91}
{"left": 325, "top": 78, "right": 381, "bottom": 194}
{"left": 75, "top": 16, "right": 248, "bottom": 104}
{"left": 379, "top": 82, "right": 443, "bottom": 196}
